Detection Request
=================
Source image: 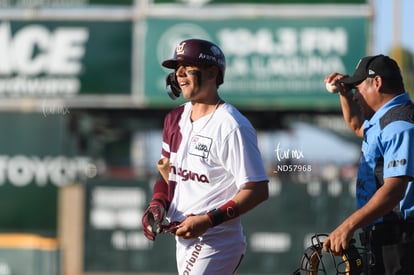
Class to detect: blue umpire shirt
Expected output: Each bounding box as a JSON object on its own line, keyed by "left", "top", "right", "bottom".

{"left": 357, "top": 92, "right": 414, "bottom": 226}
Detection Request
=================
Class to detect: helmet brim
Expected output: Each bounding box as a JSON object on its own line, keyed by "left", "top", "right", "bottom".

{"left": 162, "top": 57, "right": 202, "bottom": 69}
{"left": 161, "top": 59, "right": 178, "bottom": 69}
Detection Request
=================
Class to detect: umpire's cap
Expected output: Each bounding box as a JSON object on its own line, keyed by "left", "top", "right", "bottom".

{"left": 341, "top": 55, "right": 404, "bottom": 90}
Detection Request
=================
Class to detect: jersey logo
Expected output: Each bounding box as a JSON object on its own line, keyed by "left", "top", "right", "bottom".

{"left": 176, "top": 42, "right": 186, "bottom": 55}
{"left": 189, "top": 135, "right": 212, "bottom": 159}
{"left": 387, "top": 158, "right": 407, "bottom": 168}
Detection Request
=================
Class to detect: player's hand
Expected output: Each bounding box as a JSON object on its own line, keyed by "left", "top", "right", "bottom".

{"left": 141, "top": 200, "right": 166, "bottom": 241}
{"left": 175, "top": 214, "right": 212, "bottom": 240}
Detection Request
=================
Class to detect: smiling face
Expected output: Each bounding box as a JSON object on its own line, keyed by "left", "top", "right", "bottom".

{"left": 175, "top": 64, "right": 202, "bottom": 100}
{"left": 175, "top": 63, "right": 218, "bottom": 103}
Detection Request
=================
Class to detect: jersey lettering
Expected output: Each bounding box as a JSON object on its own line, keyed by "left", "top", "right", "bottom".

{"left": 183, "top": 243, "right": 203, "bottom": 275}
{"left": 170, "top": 165, "right": 210, "bottom": 183}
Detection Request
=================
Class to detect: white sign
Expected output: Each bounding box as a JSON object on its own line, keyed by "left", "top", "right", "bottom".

{"left": 0, "top": 155, "right": 95, "bottom": 186}
{"left": 0, "top": 22, "right": 89, "bottom": 96}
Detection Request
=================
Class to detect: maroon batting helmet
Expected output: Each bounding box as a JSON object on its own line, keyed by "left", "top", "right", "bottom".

{"left": 162, "top": 39, "right": 226, "bottom": 85}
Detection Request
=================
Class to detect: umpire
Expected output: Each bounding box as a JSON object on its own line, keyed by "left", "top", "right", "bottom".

{"left": 323, "top": 54, "right": 414, "bottom": 274}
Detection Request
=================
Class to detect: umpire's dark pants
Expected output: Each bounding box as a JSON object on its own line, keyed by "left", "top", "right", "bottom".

{"left": 360, "top": 222, "right": 414, "bottom": 275}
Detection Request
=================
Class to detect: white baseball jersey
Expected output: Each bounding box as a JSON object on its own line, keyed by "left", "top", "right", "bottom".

{"left": 161, "top": 101, "right": 268, "bottom": 274}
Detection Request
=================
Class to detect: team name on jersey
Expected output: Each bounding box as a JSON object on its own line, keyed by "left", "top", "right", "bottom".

{"left": 183, "top": 243, "right": 203, "bottom": 275}
{"left": 170, "top": 165, "right": 210, "bottom": 183}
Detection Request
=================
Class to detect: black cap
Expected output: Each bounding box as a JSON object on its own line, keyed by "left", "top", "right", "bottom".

{"left": 341, "top": 54, "right": 403, "bottom": 86}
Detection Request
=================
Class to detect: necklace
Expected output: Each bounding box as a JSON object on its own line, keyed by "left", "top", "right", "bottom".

{"left": 190, "top": 98, "right": 222, "bottom": 134}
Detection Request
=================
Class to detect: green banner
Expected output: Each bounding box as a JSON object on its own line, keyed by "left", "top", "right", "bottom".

{"left": 0, "top": 113, "right": 94, "bottom": 234}
{"left": 0, "top": 21, "right": 132, "bottom": 97}
{"left": 89, "top": 0, "right": 133, "bottom": 4}
{"left": 83, "top": 179, "right": 174, "bottom": 272}
{"left": 154, "top": 0, "right": 366, "bottom": 3}
{"left": 0, "top": 0, "right": 133, "bottom": 8}
{"left": 144, "top": 17, "right": 367, "bottom": 109}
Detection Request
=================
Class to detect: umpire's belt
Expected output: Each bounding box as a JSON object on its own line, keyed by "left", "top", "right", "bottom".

{"left": 359, "top": 221, "right": 414, "bottom": 246}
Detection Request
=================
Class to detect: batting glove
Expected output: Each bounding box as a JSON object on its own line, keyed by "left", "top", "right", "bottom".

{"left": 141, "top": 199, "right": 166, "bottom": 241}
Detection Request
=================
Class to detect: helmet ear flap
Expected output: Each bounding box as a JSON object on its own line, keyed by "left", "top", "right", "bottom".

{"left": 165, "top": 72, "right": 181, "bottom": 100}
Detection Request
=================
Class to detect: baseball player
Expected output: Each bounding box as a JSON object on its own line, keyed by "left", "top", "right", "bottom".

{"left": 323, "top": 55, "right": 414, "bottom": 274}
{"left": 141, "top": 39, "right": 269, "bottom": 274}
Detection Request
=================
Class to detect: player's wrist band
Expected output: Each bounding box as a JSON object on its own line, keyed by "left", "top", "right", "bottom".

{"left": 207, "top": 200, "right": 240, "bottom": 226}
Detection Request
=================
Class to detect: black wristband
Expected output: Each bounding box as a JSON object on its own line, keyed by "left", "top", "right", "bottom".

{"left": 207, "top": 208, "right": 225, "bottom": 226}
{"left": 207, "top": 200, "right": 239, "bottom": 227}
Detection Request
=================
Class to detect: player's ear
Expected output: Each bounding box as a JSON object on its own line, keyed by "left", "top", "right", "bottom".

{"left": 206, "top": 66, "right": 219, "bottom": 81}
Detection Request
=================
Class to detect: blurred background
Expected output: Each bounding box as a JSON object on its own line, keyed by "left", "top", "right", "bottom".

{"left": 0, "top": 0, "right": 413, "bottom": 274}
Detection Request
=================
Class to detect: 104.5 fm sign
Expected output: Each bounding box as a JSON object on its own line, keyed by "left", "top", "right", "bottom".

{"left": 0, "top": 20, "right": 132, "bottom": 97}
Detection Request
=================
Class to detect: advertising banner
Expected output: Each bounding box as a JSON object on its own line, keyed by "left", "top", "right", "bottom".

{"left": 0, "top": 0, "right": 133, "bottom": 8}
{"left": 0, "top": 113, "right": 95, "bottom": 233}
{"left": 144, "top": 17, "right": 367, "bottom": 109}
{"left": 153, "top": 0, "right": 366, "bottom": 3}
{"left": 0, "top": 20, "right": 132, "bottom": 98}
{"left": 83, "top": 179, "right": 178, "bottom": 272}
